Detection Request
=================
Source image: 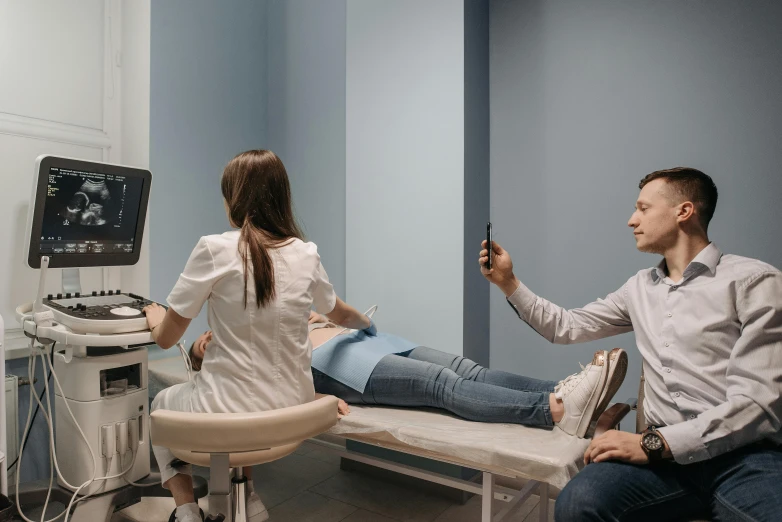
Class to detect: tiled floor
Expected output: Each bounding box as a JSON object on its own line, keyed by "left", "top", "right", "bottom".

{"left": 111, "top": 441, "right": 555, "bottom": 522}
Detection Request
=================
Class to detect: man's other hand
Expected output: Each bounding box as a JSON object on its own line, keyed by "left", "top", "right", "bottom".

{"left": 584, "top": 431, "right": 649, "bottom": 465}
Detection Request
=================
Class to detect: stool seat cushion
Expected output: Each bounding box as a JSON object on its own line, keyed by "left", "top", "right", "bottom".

{"left": 150, "top": 396, "right": 338, "bottom": 453}
{"left": 171, "top": 442, "right": 301, "bottom": 467}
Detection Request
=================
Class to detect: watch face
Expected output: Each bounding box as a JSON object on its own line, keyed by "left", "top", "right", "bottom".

{"left": 643, "top": 433, "right": 663, "bottom": 451}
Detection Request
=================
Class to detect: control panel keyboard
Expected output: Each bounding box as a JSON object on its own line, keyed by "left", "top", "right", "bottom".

{"left": 42, "top": 290, "right": 164, "bottom": 334}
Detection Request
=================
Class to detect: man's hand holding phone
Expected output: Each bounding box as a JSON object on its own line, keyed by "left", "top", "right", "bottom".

{"left": 480, "top": 239, "right": 520, "bottom": 297}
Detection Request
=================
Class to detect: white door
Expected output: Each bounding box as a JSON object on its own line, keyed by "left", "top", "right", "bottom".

{"left": 0, "top": 0, "right": 130, "bottom": 351}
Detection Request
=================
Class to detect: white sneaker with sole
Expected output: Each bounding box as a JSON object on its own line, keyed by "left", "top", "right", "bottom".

{"left": 554, "top": 350, "right": 609, "bottom": 438}
{"left": 247, "top": 492, "right": 269, "bottom": 522}
{"left": 594, "top": 348, "right": 628, "bottom": 419}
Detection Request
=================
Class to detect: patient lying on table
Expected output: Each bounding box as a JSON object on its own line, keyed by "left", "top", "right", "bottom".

{"left": 190, "top": 313, "right": 628, "bottom": 438}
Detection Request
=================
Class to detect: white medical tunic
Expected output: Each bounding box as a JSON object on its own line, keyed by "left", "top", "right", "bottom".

{"left": 166, "top": 231, "right": 337, "bottom": 414}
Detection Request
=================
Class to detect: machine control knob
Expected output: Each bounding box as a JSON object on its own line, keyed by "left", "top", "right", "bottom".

{"left": 92, "top": 291, "right": 98, "bottom": 296}
{"left": 66, "top": 293, "right": 71, "bottom": 298}
{"left": 75, "top": 292, "right": 80, "bottom": 297}
{"left": 108, "top": 290, "right": 114, "bottom": 295}
{"left": 110, "top": 307, "right": 142, "bottom": 317}
{"left": 100, "top": 291, "right": 106, "bottom": 296}
{"left": 116, "top": 289, "right": 121, "bottom": 295}
{"left": 57, "top": 293, "right": 62, "bottom": 299}
{"left": 47, "top": 294, "right": 53, "bottom": 300}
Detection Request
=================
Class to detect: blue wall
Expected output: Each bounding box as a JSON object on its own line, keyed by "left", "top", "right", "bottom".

{"left": 149, "top": 0, "right": 268, "bottom": 350}
{"left": 345, "top": 0, "right": 466, "bottom": 354}
{"left": 266, "top": 0, "right": 347, "bottom": 298}
{"left": 489, "top": 0, "right": 782, "bottom": 428}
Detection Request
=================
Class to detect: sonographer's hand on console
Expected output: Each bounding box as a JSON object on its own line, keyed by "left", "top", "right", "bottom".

{"left": 143, "top": 303, "right": 166, "bottom": 333}
{"left": 479, "top": 240, "right": 520, "bottom": 297}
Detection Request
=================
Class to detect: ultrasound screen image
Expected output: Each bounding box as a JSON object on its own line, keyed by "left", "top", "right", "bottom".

{"left": 39, "top": 167, "right": 145, "bottom": 255}
{"left": 59, "top": 179, "right": 115, "bottom": 226}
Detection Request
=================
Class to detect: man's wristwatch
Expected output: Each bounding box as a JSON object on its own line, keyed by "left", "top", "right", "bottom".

{"left": 640, "top": 426, "right": 667, "bottom": 462}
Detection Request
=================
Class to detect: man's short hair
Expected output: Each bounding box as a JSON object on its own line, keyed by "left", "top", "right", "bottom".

{"left": 639, "top": 167, "right": 718, "bottom": 232}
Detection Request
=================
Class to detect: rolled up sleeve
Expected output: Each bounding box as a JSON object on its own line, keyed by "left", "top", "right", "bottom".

{"left": 312, "top": 261, "right": 337, "bottom": 314}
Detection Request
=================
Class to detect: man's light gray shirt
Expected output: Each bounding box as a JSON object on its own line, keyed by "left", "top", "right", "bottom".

{"left": 506, "top": 243, "right": 782, "bottom": 464}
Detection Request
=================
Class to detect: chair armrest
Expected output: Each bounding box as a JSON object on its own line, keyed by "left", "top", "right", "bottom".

{"left": 593, "top": 401, "right": 634, "bottom": 438}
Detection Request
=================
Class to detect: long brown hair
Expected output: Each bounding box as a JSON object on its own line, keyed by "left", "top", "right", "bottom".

{"left": 221, "top": 150, "right": 303, "bottom": 307}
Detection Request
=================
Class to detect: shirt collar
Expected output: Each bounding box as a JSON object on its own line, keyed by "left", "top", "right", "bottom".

{"left": 651, "top": 243, "right": 722, "bottom": 283}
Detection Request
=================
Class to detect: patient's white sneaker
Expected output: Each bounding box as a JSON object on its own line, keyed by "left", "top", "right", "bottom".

{"left": 247, "top": 492, "right": 269, "bottom": 522}
{"left": 554, "top": 350, "right": 609, "bottom": 438}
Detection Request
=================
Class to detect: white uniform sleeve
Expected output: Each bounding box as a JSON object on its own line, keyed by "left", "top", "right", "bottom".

{"left": 167, "top": 237, "right": 220, "bottom": 319}
{"left": 313, "top": 262, "right": 337, "bottom": 314}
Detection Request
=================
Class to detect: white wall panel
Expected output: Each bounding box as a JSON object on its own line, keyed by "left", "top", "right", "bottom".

{"left": 0, "top": 0, "right": 105, "bottom": 129}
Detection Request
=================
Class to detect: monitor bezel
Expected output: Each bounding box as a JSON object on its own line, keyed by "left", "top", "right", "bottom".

{"left": 26, "top": 155, "right": 152, "bottom": 269}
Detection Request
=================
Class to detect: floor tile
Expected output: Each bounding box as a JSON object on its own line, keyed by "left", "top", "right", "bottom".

{"left": 340, "top": 509, "right": 399, "bottom": 522}
{"left": 294, "top": 441, "right": 317, "bottom": 456}
{"left": 111, "top": 496, "right": 209, "bottom": 522}
{"left": 523, "top": 497, "right": 556, "bottom": 522}
{"left": 250, "top": 452, "right": 342, "bottom": 509}
{"left": 310, "top": 470, "right": 453, "bottom": 522}
{"left": 267, "top": 490, "right": 358, "bottom": 522}
{"left": 302, "top": 444, "right": 344, "bottom": 466}
{"left": 433, "top": 492, "right": 538, "bottom": 522}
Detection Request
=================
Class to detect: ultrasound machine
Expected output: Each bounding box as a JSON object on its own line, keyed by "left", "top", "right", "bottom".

{"left": 9, "top": 156, "right": 205, "bottom": 521}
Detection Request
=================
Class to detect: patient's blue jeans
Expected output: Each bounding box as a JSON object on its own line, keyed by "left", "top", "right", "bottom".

{"left": 312, "top": 346, "right": 557, "bottom": 426}
{"left": 555, "top": 442, "right": 782, "bottom": 522}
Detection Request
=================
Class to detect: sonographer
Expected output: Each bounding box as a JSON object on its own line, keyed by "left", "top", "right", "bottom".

{"left": 141, "top": 149, "right": 374, "bottom": 522}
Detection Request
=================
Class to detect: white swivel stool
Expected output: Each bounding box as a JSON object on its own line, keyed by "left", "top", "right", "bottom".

{"left": 150, "top": 396, "right": 338, "bottom": 522}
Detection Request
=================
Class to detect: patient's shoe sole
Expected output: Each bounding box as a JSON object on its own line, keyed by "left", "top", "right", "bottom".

{"left": 590, "top": 348, "right": 628, "bottom": 429}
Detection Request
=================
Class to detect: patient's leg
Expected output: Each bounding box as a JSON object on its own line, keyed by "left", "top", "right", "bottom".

{"left": 406, "top": 347, "right": 556, "bottom": 393}
{"left": 363, "top": 355, "right": 555, "bottom": 426}
{"left": 312, "top": 368, "right": 365, "bottom": 404}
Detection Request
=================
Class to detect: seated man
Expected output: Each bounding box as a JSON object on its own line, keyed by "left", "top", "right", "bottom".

{"left": 189, "top": 310, "right": 628, "bottom": 438}
{"left": 478, "top": 168, "right": 782, "bottom": 521}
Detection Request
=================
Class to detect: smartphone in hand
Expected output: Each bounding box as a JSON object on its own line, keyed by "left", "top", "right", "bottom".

{"left": 486, "top": 222, "right": 493, "bottom": 269}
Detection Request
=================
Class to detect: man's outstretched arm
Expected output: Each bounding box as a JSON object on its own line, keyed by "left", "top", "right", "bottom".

{"left": 480, "top": 239, "right": 634, "bottom": 344}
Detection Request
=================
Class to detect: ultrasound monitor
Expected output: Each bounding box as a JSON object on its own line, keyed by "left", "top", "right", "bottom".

{"left": 25, "top": 155, "right": 152, "bottom": 269}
